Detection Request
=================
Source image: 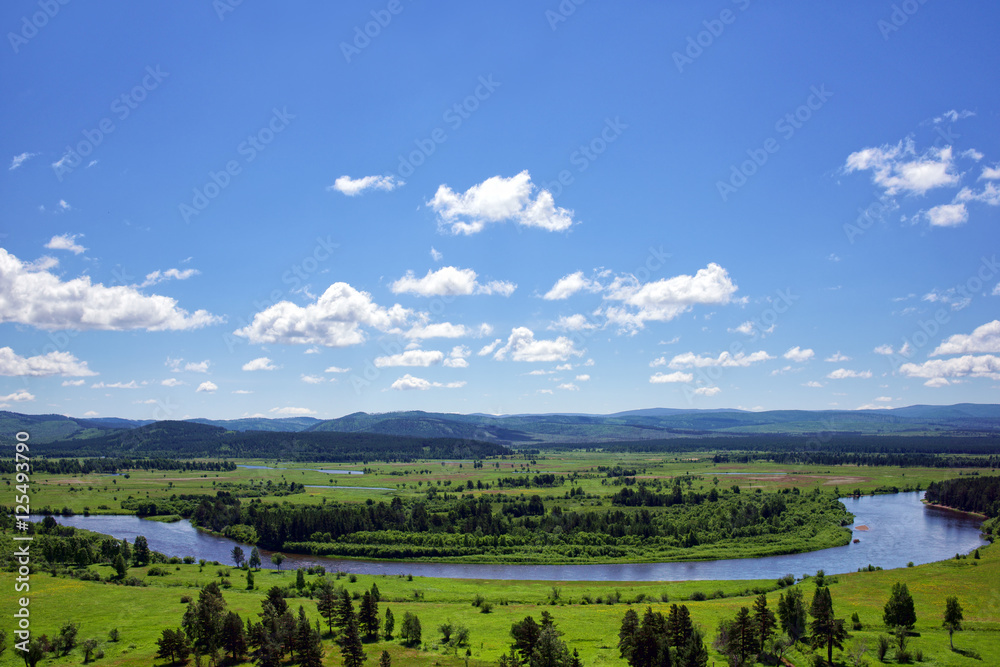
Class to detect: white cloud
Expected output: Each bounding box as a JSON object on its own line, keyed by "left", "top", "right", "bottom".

{"left": 924, "top": 377, "right": 950, "bottom": 387}
{"left": 874, "top": 344, "right": 894, "bottom": 355}
{"left": 184, "top": 360, "right": 210, "bottom": 373}
{"left": 557, "top": 383, "right": 580, "bottom": 391}
{"left": 232, "top": 389, "right": 253, "bottom": 394}
{"left": 825, "top": 352, "right": 850, "bottom": 362}
{"left": 603, "top": 263, "right": 738, "bottom": 330}
{"left": 955, "top": 182, "right": 1000, "bottom": 206}
{"left": 44, "top": 233, "right": 86, "bottom": 255}
{"left": 650, "top": 371, "right": 694, "bottom": 384}
{"left": 328, "top": 174, "right": 403, "bottom": 196}
{"left": 575, "top": 374, "right": 590, "bottom": 382}
{"left": 0, "top": 347, "right": 96, "bottom": 376}
{"left": 923, "top": 288, "right": 971, "bottom": 311}
{"left": 429, "top": 170, "right": 573, "bottom": 234}
{"left": 139, "top": 268, "right": 200, "bottom": 288}
{"left": 478, "top": 339, "right": 502, "bottom": 356}
{"left": 555, "top": 363, "right": 573, "bottom": 371}
{"left": 729, "top": 321, "right": 757, "bottom": 336}
{"left": 543, "top": 271, "right": 601, "bottom": 300}
{"left": 0, "top": 248, "right": 220, "bottom": 331}
{"left": 62, "top": 379, "right": 85, "bottom": 386}
{"left": 443, "top": 345, "right": 471, "bottom": 368}
{"left": 270, "top": 406, "right": 316, "bottom": 415}
{"left": 304, "top": 347, "right": 320, "bottom": 354}
{"left": 980, "top": 165, "right": 1000, "bottom": 180}
{"left": 301, "top": 374, "right": 324, "bottom": 384}
{"left": 375, "top": 349, "right": 445, "bottom": 367}
{"left": 826, "top": 368, "right": 873, "bottom": 379}
{"left": 900, "top": 354, "right": 1000, "bottom": 380}
{"left": 932, "top": 320, "right": 1000, "bottom": 356}
{"left": 92, "top": 381, "right": 140, "bottom": 389}
{"left": 234, "top": 282, "right": 410, "bottom": 347}
{"left": 875, "top": 396, "right": 893, "bottom": 402}
{"left": 526, "top": 370, "right": 552, "bottom": 376}
{"left": 9, "top": 152, "right": 36, "bottom": 170}
{"left": 390, "top": 373, "right": 467, "bottom": 390}
{"left": 196, "top": 381, "right": 218, "bottom": 393}
{"left": 845, "top": 140, "right": 959, "bottom": 196}
{"left": 693, "top": 386, "right": 721, "bottom": 396}
{"left": 537, "top": 389, "right": 553, "bottom": 395}
{"left": 404, "top": 321, "right": 475, "bottom": 340}
{"left": 548, "top": 314, "right": 596, "bottom": 331}
{"left": 803, "top": 381, "right": 824, "bottom": 388}
{"left": 161, "top": 378, "right": 185, "bottom": 387}
{"left": 666, "top": 350, "right": 773, "bottom": 369}
{"left": 430, "top": 247, "right": 443, "bottom": 261}
{"left": 783, "top": 346, "right": 814, "bottom": 363}
{"left": 925, "top": 203, "right": 968, "bottom": 227}
{"left": 493, "top": 327, "right": 583, "bottom": 363}
{"left": 324, "top": 365, "right": 350, "bottom": 373}
{"left": 391, "top": 266, "right": 515, "bottom": 297}
{"left": 0, "top": 390, "right": 35, "bottom": 403}
{"left": 243, "top": 357, "right": 279, "bottom": 371}
{"left": 933, "top": 109, "right": 975, "bottom": 124}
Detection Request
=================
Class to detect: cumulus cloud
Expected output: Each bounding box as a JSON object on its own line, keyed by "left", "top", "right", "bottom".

{"left": 391, "top": 266, "right": 515, "bottom": 297}
{"left": 443, "top": 345, "right": 471, "bottom": 368}
{"left": 139, "top": 268, "right": 200, "bottom": 288}
{"left": 931, "top": 320, "right": 1000, "bottom": 356}
{"left": 243, "top": 357, "right": 279, "bottom": 371}
{"left": 9, "top": 152, "right": 36, "bottom": 170}
{"left": 429, "top": 170, "right": 573, "bottom": 234}
{"left": 663, "top": 350, "right": 773, "bottom": 369}
{"left": 196, "top": 381, "right": 218, "bottom": 393}
{"left": 301, "top": 374, "right": 324, "bottom": 384}
{"left": 825, "top": 352, "right": 850, "bottom": 362}
{"left": 270, "top": 406, "right": 316, "bottom": 415}
{"left": 543, "top": 271, "right": 601, "bottom": 300}
{"left": 161, "top": 378, "right": 185, "bottom": 387}
{"left": 390, "top": 373, "right": 467, "bottom": 390}
{"left": 493, "top": 327, "right": 583, "bottom": 363}
{"left": 925, "top": 203, "right": 968, "bottom": 227}
{"left": 62, "top": 379, "right": 85, "bottom": 386}
{"left": 404, "top": 321, "right": 477, "bottom": 340}
{"left": 980, "top": 165, "right": 1000, "bottom": 180}
{"left": 325, "top": 365, "right": 350, "bottom": 373}
{"left": 0, "top": 347, "right": 96, "bottom": 376}
{"left": 557, "top": 383, "right": 579, "bottom": 391}
{"left": 478, "top": 339, "right": 502, "bottom": 356}
{"left": 845, "top": 139, "right": 959, "bottom": 196}
{"left": 803, "top": 381, "right": 824, "bottom": 388}
{"left": 44, "top": 233, "right": 86, "bottom": 255}
{"left": 92, "top": 381, "right": 140, "bottom": 389}
{"left": 234, "top": 282, "right": 410, "bottom": 347}
{"left": 548, "top": 314, "right": 597, "bottom": 331}
{"left": 430, "top": 247, "right": 443, "bottom": 261}
{"left": 328, "top": 174, "right": 403, "bottom": 196}
{"left": 0, "top": 248, "right": 220, "bottom": 331}
{"left": 375, "top": 349, "right": 445, "bottom": 367}
{"left": 693, "top": 386, "right": 721, "bottom": 396}
{"left": 783, "top": 346, "right": 814, "bottom": 363}
{"left": 603, "top": 263, "right": 738, "bottom": 330}
{"left": 826, "top": 368, "right": 873, "bottom": 379}
{"left": 924, "top": 377, "right": 950, "bottom": 388}
{"left": 899, "top": 354, "right": 1000, "bottom": 380}
{"left": 575, "top": 374, "right": 590, "bottom": 382}
{"left": 0, "top": 390, "right": 35, "bottom": 403}
{"left": 650, "top": 371, "right": 694, "bottom": 384}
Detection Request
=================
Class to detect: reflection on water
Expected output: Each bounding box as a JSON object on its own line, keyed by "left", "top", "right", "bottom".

{"left": 35, "top": 492, "right": 984, "bottom": 582}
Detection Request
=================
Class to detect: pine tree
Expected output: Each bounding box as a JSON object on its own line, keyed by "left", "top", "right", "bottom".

{"left": 379, "top": 650, "right": 392, "bottom": 667}
{"left": 317, "top": 581, "right": 338, "bottom": 635}
{"left": 883, "top": 582, "right": 917, "bottom": 630}
{"left": 360, "top": 591, "right": 380, "bottom": 640}
{"left": 752, "top": 593, "right": 777, "bottom": 654}
{"left": 618, "top": 607, "right": 640, "bottom": 660}
{"left": 221, "top": 611, "right": 247, "bottom": 662}
{"left": 383, "top": 608, "right": 395, "bottom": 640}
{"left": 113, "top": 553, "right": 127, "bottom": 579}
{"left": 296, "top": 568, "right": 306, "bottom": 591}
{"left": 810, "top": 587, "right": 849, "bottom": 667}
{"left": 677, "top": 628, "right": 709, "bottom": 667}
{"left": 777, "top": 587, "right": 807, "bottom": 644}
{"left": 249, "top": 546, "right": 262, "bottom": 570}
{"left": 339, "top": 615, "right": 367, "bottom": 667}
{"left": 942, "top": 596, "right": 963, "bottom": 650}
{"left": 231, "top": 545, "right": 245, "bottom": 568}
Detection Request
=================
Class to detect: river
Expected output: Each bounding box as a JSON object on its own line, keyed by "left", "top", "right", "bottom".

{"left": 34, "top": 491, "right": 985, "bottom": 581}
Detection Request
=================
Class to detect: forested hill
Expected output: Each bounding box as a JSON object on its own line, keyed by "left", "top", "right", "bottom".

{"left": 32, "top": 420, "right": 511, "bottom": 462}
{"left": 925, "top": 476, "right": 1000, "bottom": 517}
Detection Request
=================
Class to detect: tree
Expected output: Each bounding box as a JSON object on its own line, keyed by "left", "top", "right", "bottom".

{"left": 82, "top": 638, "right": 99, "bottom": 663}
{"left": 383, "top": 608, "right": 395, "bottom": 640}
{"left": 809, "top": 587, "right": 849, "bottom": 667}
{"left": 271, "top": 553, "right": 285, "bottom": 570}
{"left": 677, "top": 628, "right": 709, "bottom": 667}
{"left": 231, "top": 546, "right": 245, "bottom": 568}
{"left": 0, "top": 629, "right": 6, "bottom": 660}
{"left": 630, "top": 607, "right": 670, "bottom": 667}
{"left": 133, "top": 535, "right": 151, "bottom": 566}
{"left": 777, "top": 587, "right": 807, "bottom": 644}
{"left": 379, "top": 650, "right": 392, "bottom": 667}
{"left": 56, "top": 621, "right": 79, "bottom": 656}
{"left": 249, "top": 546, "right": 262, "bottom": 570}
{"left": 618, "top": 607, "right": 640, "bottom": 660}
{"left": 246, "top": 568, "right": 254, "bottom": 590}
{"left": 667, "top": 604, "right": 694, "bottom": 652}
{"left": 221, "top": 611, "right": 247, "bottom": 662}
{"left": 297, "top": 608, "right": 324, "bottom": 667}
{"left": 113, "top": 553, "right": 128, "bottom": 579}
{"left": 511, "top": 615, "right": 542, "bottom": 661}
{"left": 339, "top": 615, "right": 367, "bottom": 667}
{"left": 156, "top": 628, "right": 191, "bottom": 664}
{"left": 942, "top": 596, "right": 963, "bottom": 650}
{"left": 883, "top": 582, "right": 917, "bottom": 630}
{"left": 530, "top": 624, "right": 573, "bottom": 667}
{"left": 400, "top": 612, "right": 422, "bottom": 647}
{"left": 317, "top": 581, "right": 338, "bottom": 635}
{"left": 752, "top": 593, "right": 777, "bottom": 655}
{"left": 182, "top": 582, "right": 228, "bottom": 656}
{"left": 360, "top": 590, "right": 380, "bottom": 640}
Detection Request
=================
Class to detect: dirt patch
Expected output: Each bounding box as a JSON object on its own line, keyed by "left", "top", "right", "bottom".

{"left": 855, "top": 525, "right": 869, "bottom": 531}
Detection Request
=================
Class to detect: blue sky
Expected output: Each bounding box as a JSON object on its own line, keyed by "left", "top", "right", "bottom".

{"left": 2, "top": 1, "right": 999, "bottom": 420}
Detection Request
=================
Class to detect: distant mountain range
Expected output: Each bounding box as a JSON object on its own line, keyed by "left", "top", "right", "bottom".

{"left": 3, "top": 403, "right": 999, "bottom": 445}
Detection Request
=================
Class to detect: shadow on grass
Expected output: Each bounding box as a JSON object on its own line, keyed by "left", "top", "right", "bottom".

{"left": 952, "top": 646, "right": 982, "bottom": 660}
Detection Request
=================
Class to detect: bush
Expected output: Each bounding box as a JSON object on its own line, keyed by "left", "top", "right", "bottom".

{"left": 896, "top": 648, "right": 912, "bottom": 664}
{"left": 480, "top": 602, "right": 493, "bottom": 614}
{"left": 147, "top": 566, "right": 169, "bottom": 576}
{"left": 777, "top": 573, "right": 795, "bottom": 588}
{"left": 349, "top": 574, "right": 358, "bottom": 583}
{"left": 876, "top": 635, "right": 891, "bottom": 661}
{"left": 913, "top": 648, "right": 924, "bottom": 662}
{"left": 709, "top": 589, "right": 726, "bottom": 599}
{"left": 660, "top": 592, "right": 670, "bottom": 603}
{"left": 851, "top": 611, "right": 862, "bottom": 630}
{"left": 108, "top": 628, "right": 120, "bottom": 643}
{"left": 472, "top": 594, "right": 485, "bottom": 607}
{"left": 181, "top": 595, "right": 192, "bottom": 604}
{"left": 690, "top": 591, "right": 707, "bottom": 601}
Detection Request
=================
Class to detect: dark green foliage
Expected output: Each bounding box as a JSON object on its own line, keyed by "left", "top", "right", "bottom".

{"left": 383, "top": 608, "right": 395, "bottom": 640}
{"left": 753, "top": 593, "right": 777, "bottom": 654}
{"left": 249, "top": 546, "right": 261, "bottom": 570}
{"left": 943, "top": 596, "right": 963, "bottom": 649}
{"left": 777, "top": 587, "right": 807, "bottom": 644}
{"left": 221, "top": 611, "right": 247, "bottom": 661}
{"left": 809, "top": 587, "right": 849, "bottom": 666}
{"left": 379, "top": 650, "right": 392, "bottom": 667}
{"left": 132, "top": 535, "right": 150, "bottom": 566}
{"left": 231, "top": 545, "right": 245, "bottom": 568}
{"left": 317, "top": 580, "right": 338, "bottom": 635}
{"left": 926, "top": 476, "right": 1000, "bottom": 516}
{"left": 511, "top": 615, "right": 541, "bottom": 661}
{"left": 359, "top": 591, "right": 380, "bottom": 640}
{"left": 400, "top": 611, "right": 421, "bottom": 646}
{"left": 884, "top": 582, "right": 917, "bottom": 630}
{"left": 156, "top": 628, "right": 191, "bottom": 664}
{"left": 181, "top": 582, "right": 227, "bottom": 655}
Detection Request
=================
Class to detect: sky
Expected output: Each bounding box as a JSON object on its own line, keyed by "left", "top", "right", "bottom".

{"left": 2, "top": 1, "right": 999, "bottom": 421}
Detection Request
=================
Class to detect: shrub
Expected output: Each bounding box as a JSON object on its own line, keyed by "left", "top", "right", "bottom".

{"left": 875, "top": 635, "right": 891, "bottom": 661}
{"left": 709, "top": 589, "right": 726, "bottom": 600}
{"left": 349, "top": 574, "right": 358, "bottom": 583}
{"left": 480, "top": 602, "right": 493, "bottom": 614}
{"left": 147, "top": 566, "right": 169, "bottom": 576}
{"left": 660, "top": 592, "right": 670, "bottom": 603}
{"left": 181, "top": 595, "right": 192, "bottom": 604}
{"left": 690, "top": 591, "right": 707, "bottom": 601}
{"left": 472, "top": 594, "right": 485, "bottom": 607}
{"left": 851, "top": 611, "right": 862, "bottom": 630}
